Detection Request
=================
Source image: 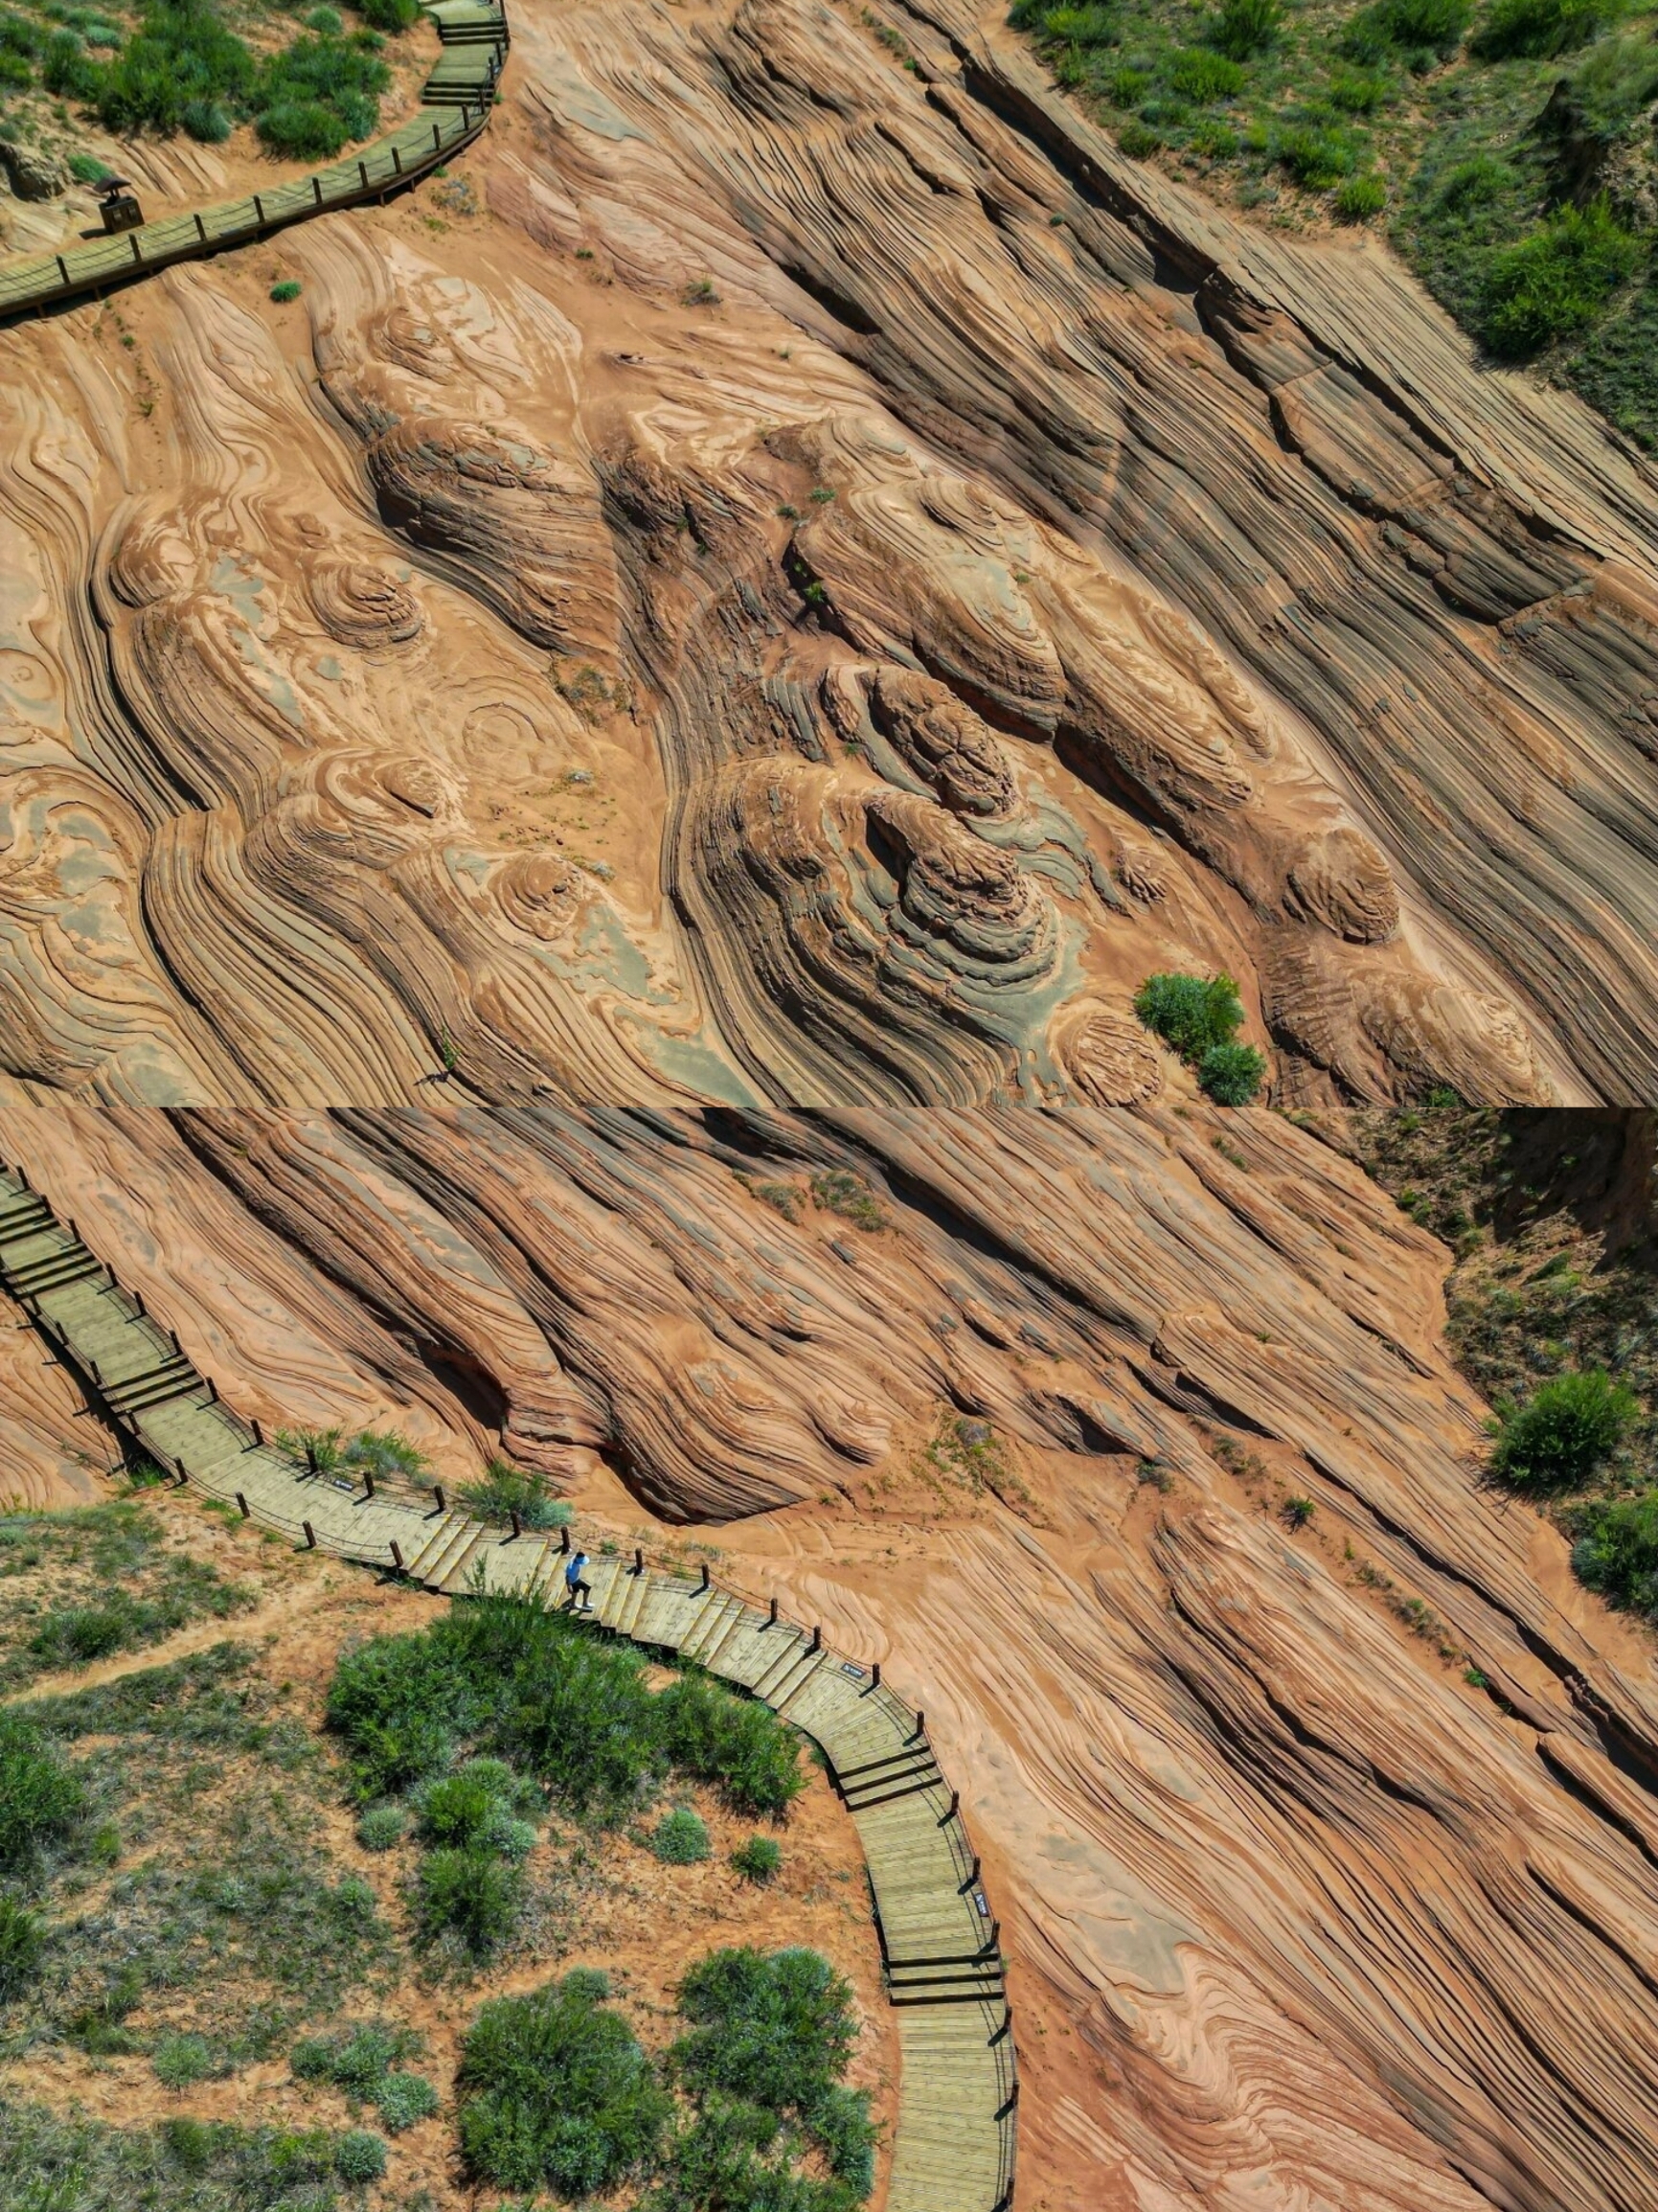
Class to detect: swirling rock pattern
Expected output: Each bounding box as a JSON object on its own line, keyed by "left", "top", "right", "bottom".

{"left": 6, "top": 1094, "right": 1658, "bottom": 2212}
{"left": 1, "top": 0, "right": 1654, "bottom": 1102}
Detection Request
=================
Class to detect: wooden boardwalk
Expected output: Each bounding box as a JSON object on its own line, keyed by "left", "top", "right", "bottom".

{"left": 0, "top": 0, "right": 508, "bottom": 325}
{"left": 0, "top": 1159, "right": 1018, "bottom": 2211}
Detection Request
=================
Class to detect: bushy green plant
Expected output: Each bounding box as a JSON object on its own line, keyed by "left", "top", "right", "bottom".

{"left": 68, "top": 149, "right": 114, "bottom": 181}
{"left": 457, "top": 1973, "right": 673, "bottom": 2196}
{"left": 1041, "top": 1, "right": 1117, "bottom": 40}
{"left": 358, "top": 0, "right": 419, "bottom": 26}
{"left": 332, "top": 2128, "right": 387, "bottom": 2183}
{"left": 0, "top": 1893, "right": 45, "bottom": 1998}
{"left": 657, "top": 1672, "right": 805, "bottom": 1819}
{"left": 1483, "top": 200, "right": 1642, "bottom": 358}
{"left": 181, "top": 95, "right": 232, "bottom": 137}
{"left": 416, "top": 1845, "right": 524, "bottom": 1958}
{"left": 0, "top": 1711, "right": 84, "bottom": 1876}
{"left": 1329, "top": 66, "right": 1389, "bottom": 109}
{"left": 1198, "top": 1041, "right": 1266, "bottom": 1104}
{"left": 374, "top": 2069, "right": 440, "bottom": 2132}
{"left": 1171, "top": 46, "right": 1243, "bottom": 96}
{"left": 305, "top": 3, "right": 343, "bottom": 26}
{"left": 1472, "top": 0, "right": 1620, "bottom": 55}
{"left": 355, "top": 1804, "right": 405, "bottom": 1851}
{"left": 650, "top": 1807, "right": 712, "bottom": 1864}
{"left": 1211, "top": 0, "right": 1279, "bottom": 57}
{"left": 152, "top": 2033, "right": 216, "bottom": 2088}
{"left": 1335, "top": 173, "right": 1389, "bottom": 219}
{"left": 1343, "top": 0, "right": 1470, "bottom": 60}
{"left": 457, "top": 1457, "right": 573, "bottom": 1531}
{"left": 731, "top": 1835, "right": 783, "bottom": 1883}
{"left": 269, "top": 277, "right": 302, "bottom": 302}
{"left": 810, "top": 2081, "right": 878, "bottom": 2191}
{"left": 292, "top": 2019, "right": 420, "bottom": 2099}
{"left": 1277, "top": 124, "right": 1361, "bottom": 188}
{"left": 1132, "top": 971, "right": 1245, "bottom": 1060}
{"left": 338, "top": 1427, "right": 426, "bottom": 1478}
{"left": 673, "top": 1949, "right": 856, "bottom": 2118}
{"left": 1488, "top": 1367, "right": 1637, "bottom": 1488}
{"left": 1573, "top": 1491, "right": 1658, "bottom": 1615}
{"left": 1190, "top": 118, "right": 1239, "bottom": 153}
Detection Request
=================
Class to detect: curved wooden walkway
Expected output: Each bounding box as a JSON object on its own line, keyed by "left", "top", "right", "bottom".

{"left": 0, "top": 0, "right": 507, "bottom": 326}
{"left": 0, "top": 1159, "right": 1018, "bottom": 2212}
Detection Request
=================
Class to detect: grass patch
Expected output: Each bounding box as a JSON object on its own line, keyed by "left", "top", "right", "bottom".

{"left": 731, "top": 1835, "right": 784, "bottom": 1883}
{"left": 0, "top": 2102, "right": 387, "bottom": 2210}
{"left": 457, "top": 1969, "right": 673, "bottom": 2197}
{"left": 0, "top": 1710, "right": 85, "bottom": 1879}
{"left": 648, "top": 1807, "right": 712, "bottom": 1864}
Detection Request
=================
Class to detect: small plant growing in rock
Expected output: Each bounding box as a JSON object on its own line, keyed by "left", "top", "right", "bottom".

{"left": 731, "top": 1835, "right": 783, "bottom": 1883}
{"left": 682, "top": 276, "right": 720, "bottom": 305}
{"left": 459, "top": 1457, "right": 573, "bottom": 1531}
{"left": 809, "top": 1168, "right": 887, "bottom": 1231}
{"left": 269, "top": 279, "right": 302, "bottom": 303}
{"left": 1283, "top": 1494, "right": 1316, "bottom": 1528}
{"left": 1488, "top": 1368, "right": 1636, "bottom": 1490}
{"left": 650, "top": 1806, "right": 712, "bottom": 1864}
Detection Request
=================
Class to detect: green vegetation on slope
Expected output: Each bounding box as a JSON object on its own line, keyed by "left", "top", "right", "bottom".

{"left": 0, "top": 0, "right": 419, "bottom": 175}
{"left": 1007, "top": 0, "right": 1658, "bottom": 442}
{"left": 1350, "top": 1106, "right": 1658, "bottom": 1619}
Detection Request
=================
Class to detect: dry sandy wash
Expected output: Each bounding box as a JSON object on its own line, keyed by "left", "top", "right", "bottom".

{"left": 5, "top": 1098, "right": 1658, "bottom": 2212}
{"left": 3, "top": 0, "right": 1658, "bottom": 1105}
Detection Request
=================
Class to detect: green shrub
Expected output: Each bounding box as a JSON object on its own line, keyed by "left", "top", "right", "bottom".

{"left": 256, "top": 96, "right": 347, "bottom": 157}
{"left": 358, "top": 0, "right": 420, "bottom": 26}
{"left": 1170, "top": 46, "right": 1243, "bottom": 97}
{"left": 731, "top": 1835, "right": 783, "bottom": 1883}
{"left": 416, "top": 1845, "right": 524, "bottom": 1958}
{"left": 292, "top": 2019, "right": 420, "bottom": 2099}
{"left": 457, "top": 1457, "right": 573, "bottom": 1531}
{"left": 375, "top": 2069, "right": 440, "bottom": 2132}
{"left": 68, "top": 150, "right": 114, "bottom": 180}
{"left": 657, "top": 1672, "right": 805, "bottom": 1819}
{"left": 0, "top": 1711, "right": 84, "bottom": 1875}
{"left": 1041, "top": 2, "right": 1117, "bottom": 40}
{"left": 0, "top": 48, "right": 30, "bottom": 83}
{"left": 1335, "top": 173, "right": 1389, "bottom": 219}
{"left": 1133, "top": 971, "right": 1245, "bottom": 1060}
{"left": 182, "top": 94, "right": 231, "bottom": 138}
{"left": 417, "top": 1769, "right": 505, "bottom": 1850}
{"left": 0, "top": 1893, "right": 45, "bottom": 1998}
{"left": 457, "top": 1973, "right": 673, "bottom": 2196}
{"left": 333, "top": 2128, "right": 387, "bottom": 2183}
{"left": 1277, "top": 124, "right": 1361, "bottom": 188}
{"left": 305, "top": 3, "right": 343, "bottom": 25}
{"left": 1329, "top": 67, "right": 1389, "bottom": 110}
{"left": 1118, "top": 117, "right": 1163, "bottom": 154}
{"left": 162, "top": 2114, "right": 214, "bottom": 2170}
{"left": 0, "top": 11, "right": 40, "bottom": 57}
{"left": 87, "top": 0, "right": 257, "bottom": 134}
{"left": 355, "top": 1804, "right": 405, "bottom": 1851}
{"left": 327, "top": 1627, "right": 478, "bottom": 1799}
{"left": 810, "top": 2081, "right": 878, "bottom": 2191}
{"left": 650, "top": 1807, "right": 712, "bottom": 1864}
{"left": 1197, "top": 1041, "right": 1266, "bottom": 1104}
{"left": 152, "top": 2033, "right": 216, "bottom": 2089}
{"left": 1211, "top": 0, "right": 1279, "bottom": 57}
{"left": 673, "top": 1948, "right": 856, "bottom": 2118}
{"left": 1573, "top": 1491, "right": 1658, "bottom": 1615}
{"left": 1488, "top": 1368, "right": 1637, "bottom": 1489}
{"left": 1191, "top": 118, "right": 1238, "bottom": 153}
{"left": 1472, "top": 0, "right": 1620, "bottom": 55}
{"left": 41, "top": 25, "right": 102, "bottom": 95}
{"left": 338, "top": 1427, "right": 427, "bottom": 1480}
{"left": 1436, "top": 152, "right": 1517, "bottom": 212}
{"left": 1106, "top": 61, "right": 1150, "bottom": 99}
{"left": 1483, "top": 200, "right": 1641, "bottom": 357}
{"left": 1343, "top": 0, "right": 1470, "bottom": 60}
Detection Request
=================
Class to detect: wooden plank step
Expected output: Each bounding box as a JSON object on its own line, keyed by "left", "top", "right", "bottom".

{"left": 6, "top": 1249, "right": 104, "bottom": 1296}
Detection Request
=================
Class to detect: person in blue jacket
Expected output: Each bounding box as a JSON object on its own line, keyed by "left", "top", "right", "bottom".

{"left": 564, "top": 1547, "right": 593, "bottom": 1613}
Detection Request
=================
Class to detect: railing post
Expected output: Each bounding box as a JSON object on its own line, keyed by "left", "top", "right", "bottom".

{"left": 558, "top": 1523, "right": 571, "bottom": 1553}
{"left": 57, "top": 255, "right": 69, "bottom": 285}
{"left": 306, "top": 1443, "right": 318, "bottom": 1473}
{"left": 990, "top": 2004, "right": 1012, "bottom": 2046}
{"left": 312, "top": 175, "right": 323, "bottom": 205}
{"left": 362, "top": 1471, "right": 375, "bottom": 1498}
{"left": 433, "top": 121, "right": 442, "bottom": 150}
{"left": 236, "top": 1493, "right": 249, "bottom": 1517}
{"left": 390, "top": 1539, "right": 404, "bottom": 1571}
{"left": 632, "top": 1545, "right": 644, "bottom": 1576}
{"left": 698, "top": 1562, "right": 710, "bottom": 1591}
{"left": 391, "top": 146, "right": 401, "bottom": 175}
{"left": 432, "top": 1482, "right": 445, "bottom": 1513}
{"left": 941, "top": 1790, "right": 960, "bottom": 1825}
{"left": 981, "top": 1918, "right": 1000, "bottom": 1956}
{"left": 963, "top": 1854, "right": 982, "bottom": 1892}
{"left": 510, "top": 1509, "right": 521, "bottom": 1539}
{"left": 871, "top": 1661, "right": 880, "bottom": 1689}
{"left": 206, "top": 1377, "right": 217, "bottom": 1402}
{"left": 767, "top": 1595, "right": 778, "bottom": 1626}
{"left": 912, "top": 1709, "right": 925, "bottom": 1741}
{"left": 133, "top": 1290, "right": 145, "bottom": 1317}
{"left": 251, "top": 1417, "right": 264, "bottom": 1449}
{"left": 194, "top": 213, "right": 207, "bottom": 242}
{"left": 254, "top": 194, "right": 265, "bottom": 225}
{"left": 129, "top": 235, "right": 142, "bottom": 263}
{"left": 359, "top": 160, "right": 369, "bottom": 188}
{"left": 807, "top": 1624, "right": 821, "bottom": 1653}
{"left": 303, "top": 1520, "right": 316, "bottom": 1548}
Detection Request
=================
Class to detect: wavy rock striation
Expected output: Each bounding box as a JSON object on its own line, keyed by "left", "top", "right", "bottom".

{"left": 1, "top": 0, "right": 1654, "bottom": 1102}
{"left": 4, "top": 1096, "right": 1658, "bottom": 2209}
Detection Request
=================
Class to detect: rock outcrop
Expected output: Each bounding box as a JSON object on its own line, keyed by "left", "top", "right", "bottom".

{"left": 2, "top": 0, "right": 1655, "bottom": 1104}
